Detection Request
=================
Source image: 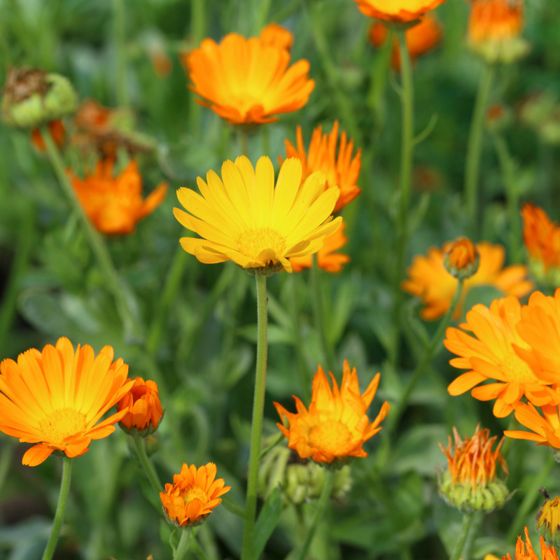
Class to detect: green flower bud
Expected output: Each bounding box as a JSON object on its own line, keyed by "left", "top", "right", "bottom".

{"left": 470, "top": 37, "right": 530, "bottom": 64}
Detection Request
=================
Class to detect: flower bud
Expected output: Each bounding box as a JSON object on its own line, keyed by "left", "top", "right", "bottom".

{"left": 537, "top": 494, "right": 560, "bottom": 548}
{"left": 117, "top": 377, "right": 164, "bottom": 435}
{"left": 2, "top": 68, "right": 77, "bottom": 129}
{"left": 443, "top": 237, "right": 480, "bottom": 280}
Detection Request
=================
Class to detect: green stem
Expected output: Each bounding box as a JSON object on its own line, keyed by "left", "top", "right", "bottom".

{"left": 391, "top": 30, "right": 415, "bottom": 369}
{"left": 41, "top": 126, "right": 141, "bottom": 341}
{"left": 296, "top": 469, "right": 335, "bottom": 560}
{"left": 239, "top": 127, "right": 250, "bottom": 156}
{"left": 113, "top": 0, "right": 128, "bottom": 107}
{"left": 241, "top": 274, "right": 269, "bottom": 560}
{"left": 42, "top": 458, "right": 73, "bottom": 560}
{"left": 450, "top": 511, "right": 477, "bottom": 560}
{"left": 174, "top": 529, "right": 192, "bottom": 560}
{"left": 465, "top": 63, "right": 494, "bottom": 237}
{"left": 310, "top": 255, "right": 335, "bottom": 372}
{"left": 189, "top": 0, "right": 205, "bottom": 136}
{"left": 131, "top": 432, "right": 162, "bottom": 498}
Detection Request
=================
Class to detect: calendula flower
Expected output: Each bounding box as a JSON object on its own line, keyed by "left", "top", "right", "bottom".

{"left": 69, "top": 159, "right": 167, "bottom": 235}
{"left": 353, "top": 0, "right": 446, "bottom": 24}
{"left": 291, "top": 221, "right": 350, "bottom": 273}
{"left": 443, "top": 237, "right": 480, "bottom": 280}
{"left": 468, "top": 0, "right": 529, "bottom": 63}
{"left": 537, "top": 494, "right": 560, "bottom": 547}
{"left": 117, "top": 377, "right": 163, "bottom": 435}
{"left": 183, "top": 31, "right": 314, "bottom": 124}
{"left": 31, "top": 119, "right": 65, "bottom": 152}
{"left": 402, "top": 241, "right": 532, "bottom": 320}
{"left": 160, "top": 463, "right": 231, "bottom": 527}
{"left": 438, "top": 426, "right": 509, "bottom": 512}
{"left": 501, "top": 527, "right": 560, "bottom": 560}
{"left": 446, "top": 296, "right": 560, "bottom": 418}
{"left": 259, "top": 23, "right": 293, "bottom": 51}
{"left": 284, "top": 121, "right": 361, "bottom": 212}
{"left": 505, "top": 403, "right": 560, "bottom": 449}
{"left": 0, "top": 337, "right": 132, "bottom": 466}
{"left": 174, "top": 156, "right": 342, "bottom": 273}
{"left": 368, "top": 15, "right": 442, "bottom": 70}
{"left": 274, "top": 360, "right": 390, "bottom": 464}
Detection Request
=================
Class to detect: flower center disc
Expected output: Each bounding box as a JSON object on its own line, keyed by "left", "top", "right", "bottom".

{"left": 308, "top": 420, "right": 352, "bottom": 453}
{"left": 183, "top": 487, "right": 207, "bottom": 505}
{"left": 38, "top": 408, "right": 87, "bottom": 443}
{"left": 236, "top": 228, "right": 286, "bottom": 263}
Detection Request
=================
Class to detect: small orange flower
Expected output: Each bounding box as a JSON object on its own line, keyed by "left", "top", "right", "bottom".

{"left": 117, "top": 377, "right": 163, "bottom": 434}
{"left": 469, "top": 0, "right": 523, "bottom": 45}
{"left": 259, "top": 23, "right": 293, "bottom": 51}
{"left": 522, "top": 204, "right": 560, "bottom": 275}
{"left": 501, "top": 527, "right": 559, "bottom": 560}
{"left": 368, "top": 15, "right": 442, "bottom": 70}
{"left": 443, "top": 237, "right": 480, "bottom": 279}
{"left": 160, "top": 463, "right": 231, "bottom": 527}
{"left": 69, "top": 159, "right": 167, "bottom": 235}
{"left": 284, "top": 121, "right": 361, "bottom": 212}
{"left": 291, "top": 221, "right": 350, "bottom": 273}
{"left": 0, "top": 337, "right": 132, "bottom": 466}
{"left": 31, "top": 119, "right": 66, "bottom": 151}
{"left": 274, "top": 360, "right": 390, "bottom": 464}
{"left": 183, "top": 31, "right": 314, "bottom": 125}
{"left": 354, "top": 0, "right": 446, "bottom": 24}
{"left": 402, "top": 241, "right": 533, "bottom": 320}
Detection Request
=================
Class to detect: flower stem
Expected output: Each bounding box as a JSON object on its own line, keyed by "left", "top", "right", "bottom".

{"left": 450, "top": 511, "right": 477, "bottom": 560}
{"left": 40, "top": 126, "right": 141, "bottom": 341}
{"left": 42, "top": 457, "right": 73, "bottom": 560}
{"left": 131, "top": 432, "right": 162, "bottom": 498}
{"left": 391, "top": 30, "right": 415, "bottom": 369}
{"left": 113, "top": 0, "right": 128, "bottom": 108}
{"left": 241, "top": 273, "right": 269, "bottom": 560}
{"left": 174, "top": 529, "right": 191, "bottom": 560}
{"left": 310, "top": 254, "right": 335, "bottom": 372}
{"left": 465, "top": 63, "right": 494, "bottom": 237}
{"left": 296, "top": 469, "right": 335, "bottom": 560}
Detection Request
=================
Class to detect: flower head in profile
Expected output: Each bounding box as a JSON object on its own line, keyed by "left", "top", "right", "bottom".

{"left": 443, "top": 237, "right": 480, "bottom": 280}
{"left": 438, "top": 426, "right": 509, "bottom": 512}
{"left": 402, "top": 241, "right": 532, "bottom": 320}
{"left": 284, "top": 121, "right": 361, "bottom": 212}
{"left": 369, "top": 15, "right": 442, "bottom": 70}
{"left": 353, "top": 0, "right": 446, "bottom": 24}
{"left": 274, "top": 360, "right": 390, "bottom": 464}
{"left": 69, "top": 159, "right": 167, "bottom": 235}
{"left": 291, "top": 221, "right": 350, "bottom": 273}
{"left": 183, "top": 30, "right": 313, "bottom": 125}
{"left": 117, "top": 377, "right": 163, "bottom": 435}
{"left": 174, "top": 156, "right": 342, "bottom": 273}
{"left": 499, "top": 527, "right": 559, "bottom": 560}
{"left": 259, "top": 23, "right": 293, "bottom": 51}
{"left": 0, "top": 337, "right": 132, "bottom": 466}
{"left": 160, "top": 463, "right": 231, "bottom": 527}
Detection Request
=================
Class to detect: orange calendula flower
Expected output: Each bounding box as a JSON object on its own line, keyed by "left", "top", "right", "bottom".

{"left": 291, "top": 221, "right": 350, "bottom": 273}
{"left": 505, "top": 403, "right": 560, "bottom": 449}
{"left": 368, "top": 15, "right": 442, "bottom": 70}
{"left": 284, "top": 121, "right": 361, "bottom": 212}
{"left": 274, "top": 360, "right": 390, "bottom": 464}
{"left": 0, "top": 337, "right": 132, "bottom": 466}
{"left": 69, "top": 159, "right": 167, "bottom": 235}
{"left": 402, "top": 241, "right": 533, "bottom": 320}
{"left": 259, "top": 23, "right": 293, "bottom": 51}
{"left": 160, "top": 463, "right": 231, "bottom": 527}
{"left": 174, "top": 156, "right": 342, "bottom": 273}
{"left": 31, "top": 119, "right": 65, "bottom": 151}
{"left": 117, "top": 377, "right": 163, "bottom": 434}
{"left": 183, "top": 31, "right": 313, "bottom": 125}
{"left": 501, "top": 527, "right": 560, "bottom": 560}
{"left": 354, "top": 0, "right": 446, "bottom": 24}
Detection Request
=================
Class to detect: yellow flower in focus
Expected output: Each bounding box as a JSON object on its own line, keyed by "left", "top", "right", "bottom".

{"left": 291, "top": 221, "right": 350, "bottom": 273}
{"left": 0, "top": 337, "right": 132, "bottom": 466}
{"left": 69, "top": 160, "right": 168, "bottom": 235}
{"left": 183, "top": 31, "right": 313, "bottom": 124}
{"left": 445, "top": 296, "right": 560, "bottom": 418}
{"left": 117, "top": 377, "right": 163, "bottom": 434}
{"left": 274, "top": 360, "right": 390, "bottom": 464}
{"left": 259, "top": 23, "right": 293, "bottom": 51}
{"left": 160, "top": 463, "right": 231, "bottom": 527}
{"left": 284, "top": 121, "right": 362, "bottom": 212}
{"left": 353, "top": 0, "right": 446, "bottom": 24}
{"left": 174, "top": 156, "right": 342, "bottom": 273}
{"left": 402, "top": 241, "right": 532, "bottom": 320}
{"left": 501, "top": 527, "right": 560, "bottom": 560}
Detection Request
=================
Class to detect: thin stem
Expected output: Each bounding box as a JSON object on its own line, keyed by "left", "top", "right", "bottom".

{"left": 296, "top": 469, "right": 335, "bottom": 560}
{"left": 310, "top": 255, "right": 335, "bottom": 372}
{"left": 465, "top": 63, "right": 494, "bottom": 237}
{"left": 239, "top": 127, "right": 250, "bottom": 156}
{"left": 450, "top": 511, "right": 476, "bottom": 560}
{"left": 174, "top": 529, "right": 192, "bottom": 560}
{"left": 113, "top": 0, "right": 128, "bottom": 107}
{"left": 391, "top": 30, "right": 415, "bottom": 369}
{"left": 241, "top": 274, "right": 269, "bottom": 560}
{"left": 41, "top": 126, "right": 141, "bottom": 341}
{"left": 42, "top": 458, "right": 73, "bottom": 560}
{"left": 131, "top": 432, "right": 162, "bottom": 498}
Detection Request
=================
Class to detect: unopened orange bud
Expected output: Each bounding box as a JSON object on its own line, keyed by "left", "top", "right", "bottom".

{"left": 118, "top": 377, "right": 163, "bottom": 435}
{"left": 444, "top": 237, "right": 480, "bottom": 280}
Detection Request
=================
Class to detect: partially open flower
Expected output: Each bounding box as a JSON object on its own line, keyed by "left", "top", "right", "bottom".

{"left": 259, "top": 23, "right": 293, "bottom": 51}
{"left": 117, "top": 377, "right": 163, "bottom": 435}
{"left": 274, "top": 360, "right": 390, "bottom": 464}
{"left": 353, "top": 0, "right": 446, "bottom": 24}
{"left": 160, "top": 463, "right": 231, "bottom": 527}
{"left": 438, "top": 426, "right": 509, "bottom": 512}
{"left": 443, "top": 237, "right": 480, "bottom": 280}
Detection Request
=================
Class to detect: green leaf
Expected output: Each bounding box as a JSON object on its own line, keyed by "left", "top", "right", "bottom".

{"left": 252, "top": 487, "right": 284, "bottom": 559}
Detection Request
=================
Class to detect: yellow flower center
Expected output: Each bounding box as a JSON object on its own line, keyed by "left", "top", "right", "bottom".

{"left": 236, "top": 228, "right": 287, "bottom": 264}
{"left": 308, "top": 420, "right": 352, "bottom": 453}
{"left": 38, "top": 408, "right": 87, "bottom": 444}
{"left": 183, "top": 487, "right": 207, "bottom": 505}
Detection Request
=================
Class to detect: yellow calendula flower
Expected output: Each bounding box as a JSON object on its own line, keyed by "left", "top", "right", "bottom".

{"left": 0, "top": 337, "right": 132, "bottom": 466}
{"left": 353, "top": 0, "right": 446, "bottom": 24}
{"left": 274, "top": 360, "right": 390, "bottom": 464}
{"left": 537, "top": 494, "right": 560, "bottom": 548}
{"left": 174, "top": 156, "right": 342, "bottom": 273}
{"left": 160, "top": 463, "right": 231, "bottom": 527}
